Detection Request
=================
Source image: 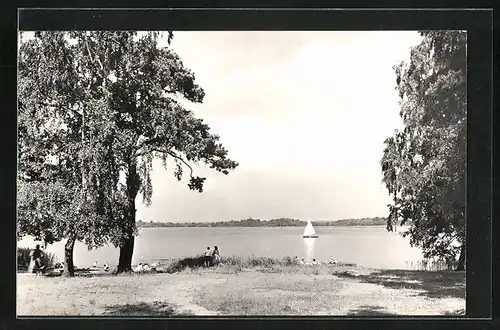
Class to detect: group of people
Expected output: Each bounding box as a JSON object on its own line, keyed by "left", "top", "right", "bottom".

{"left": 27, "top": 243, "right": 115, "bottom": 276}
{"left": 295, "top": 256, "right": 337, "bottom": 266}
{"left": 296, "top": 257, "right": 319, "bottom": 265}
{"left": 134, "top": 260, "right": 162, "bottom": 272}
{"left": 203, "top": 245, "right": 220, "bottom": 267}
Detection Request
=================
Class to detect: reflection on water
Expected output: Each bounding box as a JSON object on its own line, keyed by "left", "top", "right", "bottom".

{"left": 303, "top": 237, "right": 316, "bottom": 263}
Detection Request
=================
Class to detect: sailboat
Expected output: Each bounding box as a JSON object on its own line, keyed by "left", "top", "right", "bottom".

{"left": 303, "top": 219, "right": 319, "bottom": 238}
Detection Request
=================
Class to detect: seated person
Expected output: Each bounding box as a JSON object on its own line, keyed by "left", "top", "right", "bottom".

{"left": 212, "top": 246, "right": 220, "bottom": 265}
{"left": 328, "top": 257, "right": 338, "bottom": 264}
{"left": 134, "top": 263, "right": 143, "bottom": 272}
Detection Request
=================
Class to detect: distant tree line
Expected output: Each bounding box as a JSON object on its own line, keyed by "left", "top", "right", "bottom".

{"left": 136, "top": 217, "right": 387, "bottom": 228}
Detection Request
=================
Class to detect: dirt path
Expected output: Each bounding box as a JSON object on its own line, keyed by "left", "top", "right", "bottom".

{"left": 332, "top": 278, "right": 465, "bottom": 315}
{"left": 17, "top": 268, "right": 465, "bottom": 316}
{"left": 17, "top": 273, "right": 224, "bottom": 316}
{"left": 145, "top": 276, "right": 224, "bottom": 315}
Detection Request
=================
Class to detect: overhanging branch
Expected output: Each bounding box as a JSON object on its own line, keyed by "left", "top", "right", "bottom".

{"left": 138, "top": 147, "right": 194, "bottom": 177}
{"left": 135, "top": 137, "right": 164, "bottom": 153}
{"left": 167, "top": 151, "right": 194, "bottom": 178}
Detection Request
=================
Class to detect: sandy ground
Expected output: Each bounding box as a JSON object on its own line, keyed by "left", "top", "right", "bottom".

{"left": 17, "top": 272, "right": 223, "bottom": 316}
{"left": 17, "top": 267, "right": 465, "bottom": 316}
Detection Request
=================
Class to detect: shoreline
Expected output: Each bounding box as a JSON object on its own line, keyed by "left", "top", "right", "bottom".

{"left": 18, "top": 252, "right": 452, "bottom": 276}
{"left": 136, "top": 224, "right": 390, "bottom": 229}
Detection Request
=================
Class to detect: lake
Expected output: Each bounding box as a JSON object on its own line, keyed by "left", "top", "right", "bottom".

{"left": 18, "top": 226, "right": 424, "bottom": 270}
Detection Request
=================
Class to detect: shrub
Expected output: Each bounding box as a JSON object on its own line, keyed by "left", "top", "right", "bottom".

{"left": 281, "top": 256, "right": 299, "bottom": 266}
{"left": 17, "top": 247, "right": 57, "bottom": 270}
{"left": 165, "top": 255, "right": 303, "bottom": 274}
{"left": 165, "top": 255, "right": 206, "bottom": 273}
{"left": 219, "top": 255, "right": 244, "bottom": 267}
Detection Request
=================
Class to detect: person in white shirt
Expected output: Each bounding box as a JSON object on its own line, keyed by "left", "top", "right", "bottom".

{"left": 204, "top": 247, "right": 212, "bottom": 267}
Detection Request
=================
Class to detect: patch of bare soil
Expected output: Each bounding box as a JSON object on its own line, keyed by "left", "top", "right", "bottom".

{"left": 17, "top": 267, "right": 465, "bottom": 316}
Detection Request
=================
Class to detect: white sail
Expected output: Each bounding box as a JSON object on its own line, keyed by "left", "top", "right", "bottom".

{"left": 303, "top": 219, "right": 317, "bottom": 237}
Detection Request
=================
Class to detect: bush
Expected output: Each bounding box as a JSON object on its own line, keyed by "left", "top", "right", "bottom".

{"left": 17, "top": 247, "right": 57, "bottom": 270}
{"left": 223, "top": 255, "right": 298, "bottom": 268}
{"left": 281, "top": 256, "right": 299, "bottom": 266}
{"left": 165, "top": 255, "right": 206, "bottom": 273}
{"left": 247, "top": 256, "right": 279, "bottom": 268}
{"left": 164, "top": 255, "right": 302, "bottom": 274}
{"left": 219, "top": 255, "right": 244, "bottom": 267}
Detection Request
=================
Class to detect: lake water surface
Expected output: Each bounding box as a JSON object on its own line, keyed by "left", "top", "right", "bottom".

{"left": 18, "top": 226, "right": 423, "bottom": 270}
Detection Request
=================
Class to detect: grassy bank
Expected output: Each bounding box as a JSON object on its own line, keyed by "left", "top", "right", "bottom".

{"left": 162, "top": 255, "right": 356, "bottom": 274}
{"left": 17, "top": 256, "right": 465, "bottom": 316}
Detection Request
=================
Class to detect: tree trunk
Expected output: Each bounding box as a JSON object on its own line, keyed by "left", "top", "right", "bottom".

{"left": 456, "top": 242, "right": 465, "bottom": 271}
{"left": 114, "top": 233, "right": 135, "bottom": 274}
{"left": 62, "top": 235, "right": 76, "bottom": 277}
{"left": 114, "top": 158, "right": 140, "bottom": 274}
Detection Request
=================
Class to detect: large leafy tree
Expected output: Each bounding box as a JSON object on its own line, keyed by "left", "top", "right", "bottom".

{"left": 381, "top": 31, "right": 466, "bottom": 270}
{"left": 18, "top": 31, "right": 126, "bottom": 276}
{"left": 18, "top": 31, "right": 238, "bottom": 274}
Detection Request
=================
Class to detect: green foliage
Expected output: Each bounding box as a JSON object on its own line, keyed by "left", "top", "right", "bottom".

{"left": 381, "top": 31, "right": 466, "bottom": 266}
{"left": 18, "top": 31, "right": 238, "bottom": 270}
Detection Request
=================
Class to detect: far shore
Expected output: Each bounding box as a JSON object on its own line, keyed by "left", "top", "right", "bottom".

{"left": 136, "top": 217, "right": 388, "bottom": 228}
{"left": 17, "top": 257, "right": 465, "bottom": 317}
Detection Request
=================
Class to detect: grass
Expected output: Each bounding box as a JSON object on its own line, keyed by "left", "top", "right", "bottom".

{"left": 333, "top": 268, "right": 466, "bottom": 299}
{"left": 162, "top": 254, "right": 356, "bottom": 275}
{"left": 17, "top": 255, "right": 466, "bottom": 316}
{"left": 347, "top": 305, "right": 399, "bottom": 316}
{"left": 163, "top": 255, "right": 296, "bottom": 273}
{"left": 194, "top": 273, "right": 345, "bottom": 315}
{"left": 17, "top": 271, "right": 202, "bottom": 316}
{"left": 103, "top": 301, "right": 187, "bottom": 316}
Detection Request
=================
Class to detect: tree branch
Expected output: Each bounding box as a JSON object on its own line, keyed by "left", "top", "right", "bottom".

{"left": 85, "top": 35, "right": 105, "bottom": 74}
{"left": 167, "top": 151, "right": 194, "bottom": 177}
{"left": 135, "top": 137, "right": 164, "bottom": 153}
{"left": 137, "top": 148, "right": 194, "bottom": 177}
{"left": 85, "top": 36, "right": 95, "bottom": 65}
{"left": 37, "top": 100, "right": 83, "bottom": 118}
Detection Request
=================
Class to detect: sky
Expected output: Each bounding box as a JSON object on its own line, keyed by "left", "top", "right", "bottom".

{"left": 19, "top": 31, "right": 423, "bottom": 223}
{"left": 135, "top": 31, "right": 423, "bottom": 223}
